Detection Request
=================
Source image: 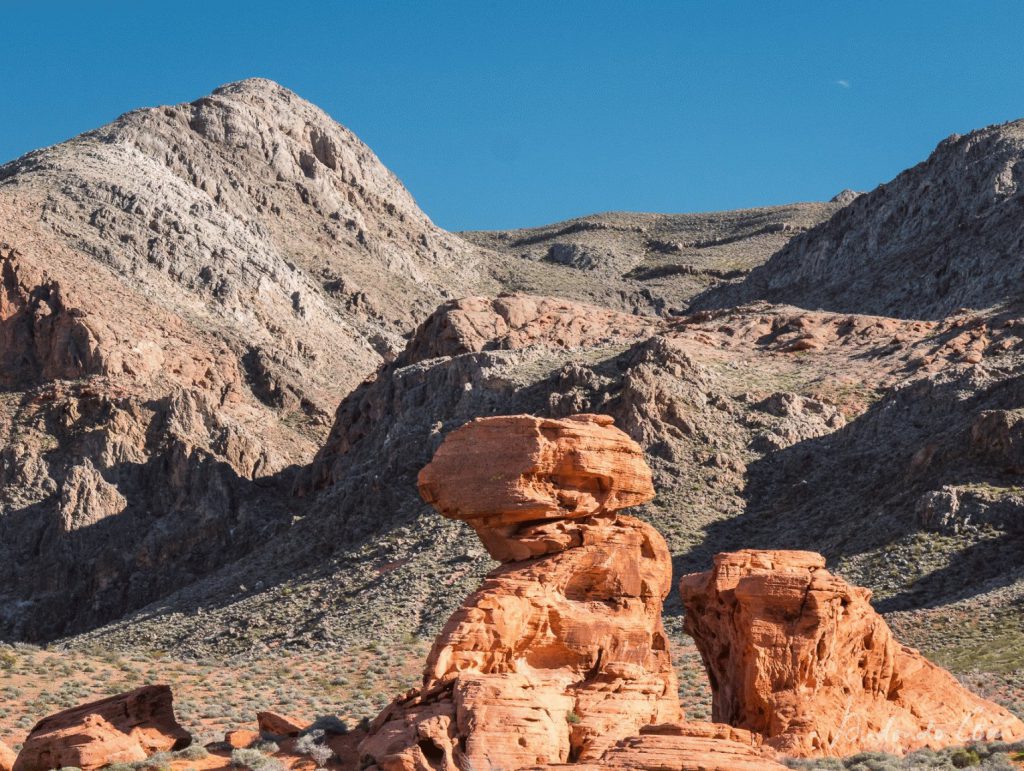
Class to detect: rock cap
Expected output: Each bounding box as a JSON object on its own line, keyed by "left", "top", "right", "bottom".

{"left": 417, "top": 413, "right": 654, "bottom": 528}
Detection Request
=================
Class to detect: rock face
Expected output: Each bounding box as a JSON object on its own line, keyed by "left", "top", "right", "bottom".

{"left": 679, "top": 550, "right": 1024, "bottom": 756}
{"left": 359, "top": 414, "right": 681, "bottom": 768}
{"left": 13, "top": 685, "right": 190, "bottom": 771}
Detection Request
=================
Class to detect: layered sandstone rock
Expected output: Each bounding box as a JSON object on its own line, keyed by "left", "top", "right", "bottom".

{"left": 679, "top": 550, "right": 1024, "bottom": 757}
{"left": 13, "top": 685, "right": 190, "bottom": 771}
{"left": 359, "top": 414, "right": 681, "bottom": 769}
{"left": 534, "top": 722, "right": 786, "bottom": 770}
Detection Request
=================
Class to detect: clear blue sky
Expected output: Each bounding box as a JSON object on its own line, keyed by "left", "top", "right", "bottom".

{"left": 3, "top": 1, "right": 1024, "bottom": 231}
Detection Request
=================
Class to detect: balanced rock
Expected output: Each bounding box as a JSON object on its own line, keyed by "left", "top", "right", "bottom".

{"left": 418, "top": 412, "right": 656, "bottom": 558}
{"left": 360, "top": 414, "right": 680, "bottom": 768}
{"left": 13, "top": 685, "right": 191, "bottom": 771}
{"left": 679, "top": 550, "right": 1024, "bottom": 756}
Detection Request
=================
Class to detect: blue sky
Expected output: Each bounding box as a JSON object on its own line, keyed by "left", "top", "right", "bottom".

{"left": 3, "top": 1, "right": 1024, "bottom": 230}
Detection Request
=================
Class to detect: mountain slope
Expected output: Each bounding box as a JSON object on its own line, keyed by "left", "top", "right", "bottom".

{"left": 692, "top": 121, "right": 1024, "bottom": 319}
{"left": 0, "top": 78, "right": 487, "bottom": 639}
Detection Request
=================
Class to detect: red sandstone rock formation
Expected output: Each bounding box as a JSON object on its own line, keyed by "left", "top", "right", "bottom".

{"left": 0, "top": 741, "right": 16, "bottom": 771}
{"left": 359, "top": 414, "right": 681, "bottom": 769}
{"left": 13, "top": 685, "right": 191, "bottom": 771}
{"left": 679, "top": 549, "right": 1024, "bottom": 757}
{"left": 533, "top": 722, "right": 786, "bottom": 770}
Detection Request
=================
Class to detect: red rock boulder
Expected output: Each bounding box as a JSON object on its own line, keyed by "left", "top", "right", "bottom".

{"left": 360, "top": 414, "right": 680, "bottom": 769}
{"left": 256, "top": 711, "right": 307, "bottom": 738}
{"left": 13, "top": 685, "right": 191, "bottom": 771}
{"left": 680, "top": 549, "right": 1024, "bottom": 756}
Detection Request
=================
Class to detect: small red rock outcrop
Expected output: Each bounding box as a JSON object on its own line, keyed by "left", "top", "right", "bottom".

{"left": 256, "top": 711, "right": 308, "bottom": 738}
{"left": 679, "top": 550, "right": 1024, "bottom": 757}
{"left": 13, "top": 685, "right": 191, "bottom": 771}
{"left": 359, "top": 414, "right": 681, "bottom": 769}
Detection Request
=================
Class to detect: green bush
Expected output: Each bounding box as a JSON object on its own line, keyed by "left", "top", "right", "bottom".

{"left": 951, "top": 748, "right": 982, "bottom": 768}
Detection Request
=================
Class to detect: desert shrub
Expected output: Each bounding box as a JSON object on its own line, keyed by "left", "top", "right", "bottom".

{"left": 565, "top": 711, "right": 581, "bottom": 725}
{"left": 0, "top": 649, "right": 17, "bottom": 671}
{"left": 309, "top": 714, "right": 350, "bottom": 734}
{"left": 173, "top": 745, "right": 209, "bottom": 761}
{"left": 950, "top": 748, "right": 981, "bottom": 767}
{"left": 230, "top": 748, "right": 284, "bottom": 771}
{"left": 784, "top": 741, "right": 1024, "bottom": 769}
{"left": 295, "top": 728, "right": 334, "bottom": 765}
{"left": 844, "top": 751, "right": 903, "bottom": 771}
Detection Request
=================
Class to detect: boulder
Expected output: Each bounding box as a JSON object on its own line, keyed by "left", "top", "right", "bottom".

{"left": 13, "top": 685, "right": 190, "bottom": 771}
{"left": 360, "top": 414, "right": 680, "bottom": 768}
{"left": 256, "top": 711, "right": 307, "bottom": 737}
{"left": 417, "top": 413, "right": 656, "bottom": 536}
{"left": 679, "top": 550, "right": 1024, "bottom": 756}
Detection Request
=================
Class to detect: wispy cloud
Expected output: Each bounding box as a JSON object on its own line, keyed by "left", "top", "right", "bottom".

{"left": 835, "top": 79, "right": 851, "bottom": 89}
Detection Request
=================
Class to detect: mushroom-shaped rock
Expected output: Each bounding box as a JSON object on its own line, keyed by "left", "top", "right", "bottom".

{"left": 679, "top": 550, "right": 1024, "bottom": 757}
{"left": 13, "top": 685, "right": 191, "bottom": 771}
{"left": 418, "top": 413, "right": 655, "bottom": 559}
{"left": 361, "top": 414, "right": 679, "bottom": 769}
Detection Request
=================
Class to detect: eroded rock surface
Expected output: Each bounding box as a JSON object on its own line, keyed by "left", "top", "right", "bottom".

{"left": 534, "top": 722, "right": 786, "bottom": 770}
{"left": 359, "top": 414, "right": 681, "bottom": 768}
{"left": 679, "top": 550, "right": 1024, "bottom": 756}
{"left": 13, "top": 685, "right": 190, "bottom": 771}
